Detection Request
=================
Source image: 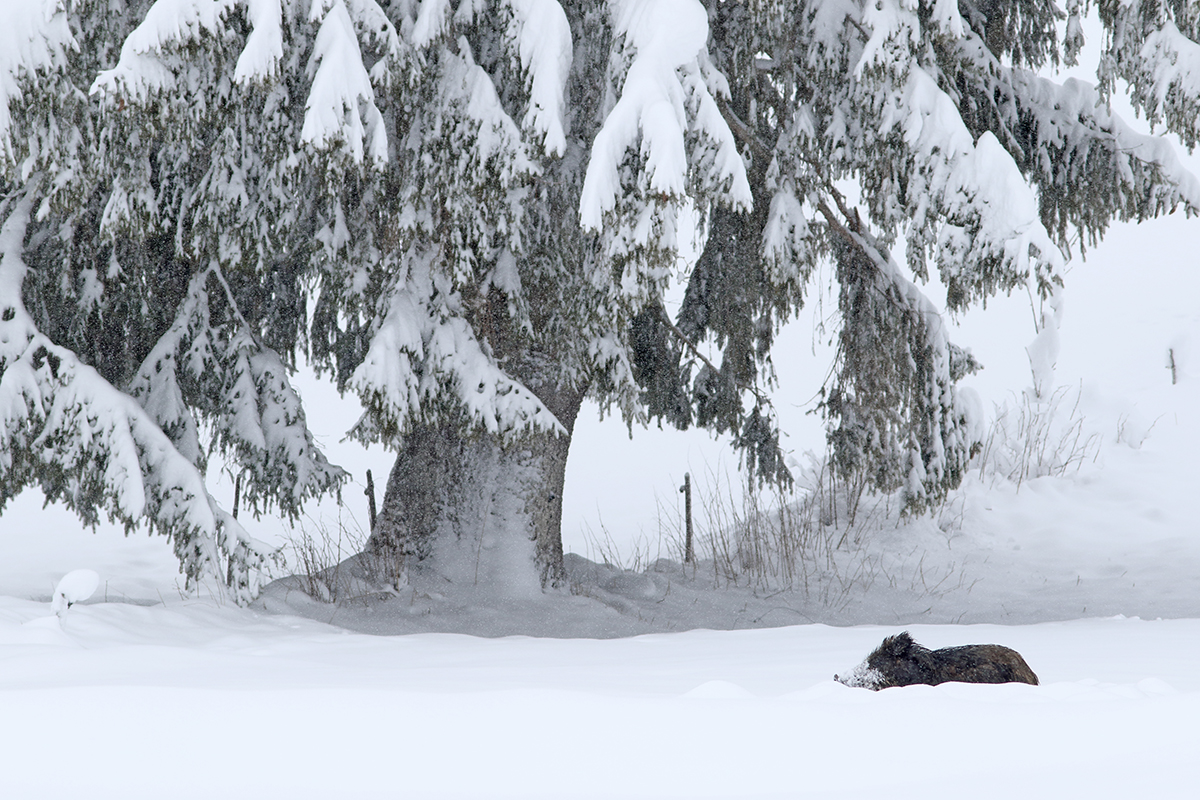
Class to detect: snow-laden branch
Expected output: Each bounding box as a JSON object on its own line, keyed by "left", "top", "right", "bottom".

{"left": 1, "top": 196, "right": 276, "bottom": 602}
{"left": 411, "top": 0, "right": 454, "bottom": 47}
{"left": 92, "top": 0, "right": 397, "bottom": 164}
{"left": 91, "top": 0, "right": 232, "bottom": 101}
{"left": 855, "top": 0, "right": 921, "bottom": 78}
{"left": 1128, "top": 19, "right": 1200, "bottom": 148}
{"left": 507, "top": 0, "right": 572, "bottom": 156}
{"left": 580, "top": 0, "right": 751, "bottom": 230}
{"left": 1012, "top": 71, "right": 1200, "bottom": 211}
{"left": 824, "top": 217, "right": 978, "bottom": 511}
{"left": 393, "top": 37, "right": 539, "bottom": 286}
{"left": 410, "top": 0, "right": 572, "bottom": 156}
{"left": 351, "top": 247, "right": 566, "bottom": 443}
{"left": 0, "top": 0, "right": 75, "bottom": 164}
{"left": 848, "top": 0, "right": 1066, "bottom": 305}
{"left": 929, "top": 0, "right": 965, "bottom": 39}
{"left": 127, "top": 279, "right": 207, "bottom": 467}
{"left": 304, "top": 0, "right": 389, "bottom": 163}
{"left": 901, "top": 67, "right": 1064, "bottom": 287}
{"left": 129, "top": 263, "right": 349, "bottom": 520}
{"left": 444, "top": 38, "right": 537, "bottom": 188}
{"left": 1099, "top": 2, "right": 1200, "bottom": 150}
{"left": 235, "top": 0, "right": 284, "bottom": 83}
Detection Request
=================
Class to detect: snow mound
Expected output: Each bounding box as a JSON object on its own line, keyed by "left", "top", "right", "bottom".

{"left": 50, "top": 569, "right": 99, "bottom": 617}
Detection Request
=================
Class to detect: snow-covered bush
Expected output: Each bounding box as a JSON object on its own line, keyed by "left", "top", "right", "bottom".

{"left": 975, "top": 386, "right": 1101, "bottom": 489}
{"left": 285, "top": 510, "right": 407, "bottom": 604}
{"left": 287, "top": 514, "right": 367, "bottom": 604}
{"left": 636, "top": 457, "right": 970, "bottom": 609}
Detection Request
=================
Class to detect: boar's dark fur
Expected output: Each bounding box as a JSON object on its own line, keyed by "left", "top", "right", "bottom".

{"left": 836, "top": 631, "right": 1038, "bottom": 690}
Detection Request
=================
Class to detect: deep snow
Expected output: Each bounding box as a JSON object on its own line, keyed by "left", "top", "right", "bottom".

{"left": 1, "top": 597, "right": 1197, "bottom": 799}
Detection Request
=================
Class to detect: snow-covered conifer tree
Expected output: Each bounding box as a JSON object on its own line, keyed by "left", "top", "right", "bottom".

{"left": 630, "top": 0, "right": 1200, "bottom": 512}
{"left": 3, "top": 0, "right": 1198, "bottom": 598}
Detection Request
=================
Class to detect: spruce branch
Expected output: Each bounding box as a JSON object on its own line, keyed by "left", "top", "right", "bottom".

{"left": 715, "top": 95, "right": 773, "bottom": 166}
{"left": 653, "top": 301, "right": 771, "bottom": 411}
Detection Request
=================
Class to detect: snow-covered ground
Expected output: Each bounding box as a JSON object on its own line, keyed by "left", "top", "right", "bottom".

{"left": 1, "top": 596, "right": 1197, "bottom": 798}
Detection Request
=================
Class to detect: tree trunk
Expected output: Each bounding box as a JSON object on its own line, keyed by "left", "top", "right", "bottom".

{"left": 368, "top": 377, "right": 583, "bottom": 592}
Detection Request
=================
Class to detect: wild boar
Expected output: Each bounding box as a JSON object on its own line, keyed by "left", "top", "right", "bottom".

{"left": 835, "top": 631, "right": 1038, "bottom": 690}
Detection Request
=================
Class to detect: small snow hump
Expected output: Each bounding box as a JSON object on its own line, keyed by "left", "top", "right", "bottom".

{"left": 835, "top": 631, "right": 1038, "bottom": 690}
{"left": 51, "top": 569, "right": 100, "bottom": 618}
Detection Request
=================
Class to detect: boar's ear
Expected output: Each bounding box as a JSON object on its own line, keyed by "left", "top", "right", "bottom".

{"left": 882, "top": 631, "right": 914, "bottom": 656}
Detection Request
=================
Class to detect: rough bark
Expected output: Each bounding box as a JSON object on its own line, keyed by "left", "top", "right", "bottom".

{"left": 368, "top": 373, "right": 583, "bottom": 591}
